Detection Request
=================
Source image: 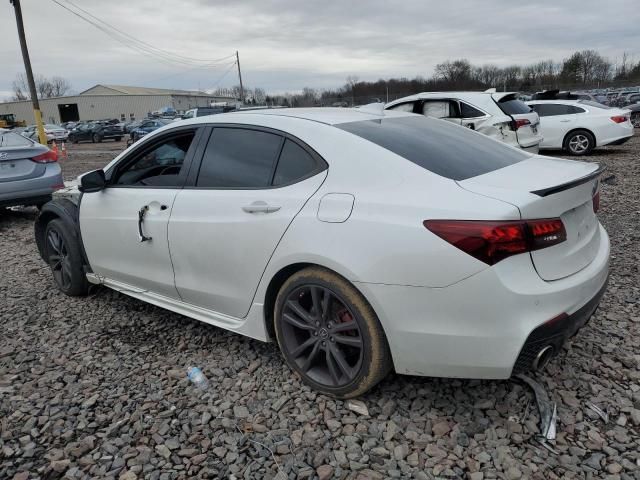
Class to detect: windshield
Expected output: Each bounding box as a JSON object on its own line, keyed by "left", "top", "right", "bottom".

{"left": 336, "top": 115, "right": 528, "bottom": 181}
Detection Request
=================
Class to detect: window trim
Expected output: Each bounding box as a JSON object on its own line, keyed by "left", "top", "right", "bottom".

{"left": 458, "top": 100, "right": 490, "bottom": 120}
{"left": 185, "top": 123, "right": 328, "bottom": 190}
{"left": 104, "top": 125, "right": 204, "bottom": 190}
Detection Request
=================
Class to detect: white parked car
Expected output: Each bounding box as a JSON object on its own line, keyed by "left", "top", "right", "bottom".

{"left": 36, "top": 108, "right": 609, "bottom": 398}
{"left": 386, "top": 90, "right": 543, "bottom": 152}
{"left": 527, "top": 100, "right": 634, "bottom": 155}
{"left": 21, "top": 124, "right": 68, "bottom": 143}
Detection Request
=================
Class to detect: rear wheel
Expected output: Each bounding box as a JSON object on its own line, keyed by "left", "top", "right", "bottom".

{"left": 44, "top": 219, "right": 88, "bottom": 296}
{"left": 632, "top": 112, "right": 640, "bottom": 128}
{"left": 274, "top": 267, "right": 392, "bottom": 398}
{"left": 564, "top": 130, "right": 595, "bottom": 156}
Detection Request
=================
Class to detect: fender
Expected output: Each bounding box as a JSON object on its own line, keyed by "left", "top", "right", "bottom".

{"left": 34, "top": 197, "right": 92, "bottom": 272}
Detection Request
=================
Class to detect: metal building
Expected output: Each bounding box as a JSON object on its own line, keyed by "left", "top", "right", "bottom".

{"left": 0, "top": 84, "right": 236, "bottom": 124}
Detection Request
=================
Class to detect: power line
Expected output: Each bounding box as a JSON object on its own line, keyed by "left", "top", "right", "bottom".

{"left": 207, "top": 61, "right": 238, "bottom": 92}
{"left": 50, "top": 0, "right": 235, "bottom": 68}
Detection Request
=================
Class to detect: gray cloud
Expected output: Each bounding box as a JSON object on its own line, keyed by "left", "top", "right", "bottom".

{"left": 1, "top": 0, "right": 639, "bottom": 99}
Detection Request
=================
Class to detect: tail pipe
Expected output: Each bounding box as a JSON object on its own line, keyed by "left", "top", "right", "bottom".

{"left": 532, "top": 345, "right": 555, "bottom": 371}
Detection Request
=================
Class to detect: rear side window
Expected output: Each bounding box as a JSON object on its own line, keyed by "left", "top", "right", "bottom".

{"left": 197, "top": 128, "right": 282, "bottom": 188}
{"left": 497, "top": 96, "right": 532, "bottom": 115}
{"left": 273, "top": 139, "right": 317, "bottom": 186}
{"left": 531, "top": 104, "right": 577, "bottom": 117}
{"left": 0, "top": 132, "right": 33, "bottom": 147}
{"left": 460, "top": 102, "right": 485, "bottom": 118}
{"left": 336, "top": 116, "right": 527, "bottom": 181}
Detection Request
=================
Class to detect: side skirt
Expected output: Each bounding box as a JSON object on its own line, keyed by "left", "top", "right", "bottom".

{"left": 87, "top": 273, "right": 269, "bottom": 342}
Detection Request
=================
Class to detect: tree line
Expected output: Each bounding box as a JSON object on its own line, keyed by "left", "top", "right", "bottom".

{"left": 264, "top": 50, "right": 640, "bottom": 107}
{"left": 11, "top": 73, "right": 73, "bottom": 101}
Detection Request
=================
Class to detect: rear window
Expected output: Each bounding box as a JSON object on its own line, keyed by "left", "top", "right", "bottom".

{"left": 578, "top": 100, "right": 610, "bottom": 109}
{"left": 336, "top": 116, "right": 527, "bottom": 181}
{"left": 0, "top": 132, "right": 33, "bottom": 147}
{"left": 497, "top": 96, "right": 532, "bottom": 115}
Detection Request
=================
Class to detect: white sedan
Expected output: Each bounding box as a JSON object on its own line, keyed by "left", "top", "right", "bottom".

{"left": 527, "top": 100, "right": 634, "bottom": 155}
{"left": 36, "top": 108, "right": 609, "bottom": 398}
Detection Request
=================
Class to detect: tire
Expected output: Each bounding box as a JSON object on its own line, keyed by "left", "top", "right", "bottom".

{"left": 114, "top": 137, "right": 122, "bottom": 142}
{"left": 564, "top": 129, "right": 595, "bottom": 156}
{"left": 632, "top": 112, "right": 640, "bottom": 129}
{"left": 44, "top": 219, "right": 89, "bottom": 296}
{"left": 274, "top": 267, "right": 392, "bottom": 398}
{"left": 92, "top": 133, "right": 102, "bottom": 143}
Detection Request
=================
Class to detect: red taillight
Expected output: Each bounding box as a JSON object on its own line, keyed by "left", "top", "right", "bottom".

{"left": 592, "top": 190, "right": 600, "bottom": 213}
{"left": 31, "top": 150, "right": 58, "bottom": 163}
{"left": 424, "top": 218, "right": 566, "bottom": 265}
{"left": 512, "top": 118, "right": 531, "bottom": 130}
{"left": 610, "top": 115, "right": 628, "bottom": 124}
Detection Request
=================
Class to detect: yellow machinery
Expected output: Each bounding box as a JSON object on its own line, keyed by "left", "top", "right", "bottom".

{"left": 0, "top": 113, "right": 27, "bottom": 129}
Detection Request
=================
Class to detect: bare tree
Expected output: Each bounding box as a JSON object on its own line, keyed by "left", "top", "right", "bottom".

{"left": 11, "top": 73, "right": 72, "bottom": 101}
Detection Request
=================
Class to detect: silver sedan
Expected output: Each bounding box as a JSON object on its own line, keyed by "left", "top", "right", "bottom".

{"left": 0, "top": 129, "right": 64, "bottom": 209}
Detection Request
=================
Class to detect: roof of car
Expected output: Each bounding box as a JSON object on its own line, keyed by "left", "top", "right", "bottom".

{"left": 178, "top": 107, "right": 414, "bottom": 127}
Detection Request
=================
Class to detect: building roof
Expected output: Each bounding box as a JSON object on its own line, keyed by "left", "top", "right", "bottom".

{"left": 79, "top": 84, "right": 215, "bottom": 96}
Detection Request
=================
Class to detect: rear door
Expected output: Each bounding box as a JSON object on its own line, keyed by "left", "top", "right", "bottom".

{"left": 529, "top": 103, "right": 577, "bottom": 148}
{"left": 168, "top": 125, "right": 327, "bottom": 318}
{"left": 459, "top": 157, "right": 603, "bottom": 280}
{"left": 417, "top": 99, "right": 462, "bottom": 126}
{"left": 492, "top": 93, "right": 542, "bottom": 149}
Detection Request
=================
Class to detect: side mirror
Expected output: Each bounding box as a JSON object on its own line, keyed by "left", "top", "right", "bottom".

{"left": 79, "top": 169, "right": 106, "bottom": 193}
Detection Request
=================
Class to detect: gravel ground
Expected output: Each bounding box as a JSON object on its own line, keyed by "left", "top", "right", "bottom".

{"left": 1, "top": 137, "right": 639, "bottom": 480}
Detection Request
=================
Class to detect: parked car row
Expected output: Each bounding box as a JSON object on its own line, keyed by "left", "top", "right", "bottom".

{"left": 386, "top": 89, "right": 634, "bottom": 155}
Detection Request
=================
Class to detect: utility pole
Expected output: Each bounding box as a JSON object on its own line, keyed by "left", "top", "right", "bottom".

{"left": 10, "top": 0, "right": 46, "bottom": 145}
{"left": 236, "top": 50, "right": 244, "bottom": 105}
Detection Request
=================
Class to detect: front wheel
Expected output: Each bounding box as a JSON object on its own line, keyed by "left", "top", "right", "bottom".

{"left": 564, "top": 130, "right": 595, "bottom": 156}
{"left": 632, "top": 112, "right": 640, "bottom": 128}
{"left": 44, "top": 219, "right": 89, "bottom": 296}
{"left": 274, "top": 267, "right": 392, "bottom": 398}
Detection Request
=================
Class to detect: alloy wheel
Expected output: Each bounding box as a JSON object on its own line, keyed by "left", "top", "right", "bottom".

{"left": 47, "top": 228, "right": 72, "bottom": 290}
{"left": 280, "top": 285, "right": 364, "bottom": 387}
{"left": 568, "top": 134, "right": 590, "bottom": 154}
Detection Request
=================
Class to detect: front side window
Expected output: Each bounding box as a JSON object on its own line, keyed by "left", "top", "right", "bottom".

{"left": 197, "top": 128, "right": 282, "bottom": 188}
{"left": 387, "top": 102, "right": 414, "bottom": 113}
{"left": 112, "top": 132, "right": 195, "bottom": 187}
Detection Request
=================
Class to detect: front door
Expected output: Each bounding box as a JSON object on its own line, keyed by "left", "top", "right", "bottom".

{"left": 169, "top": 126, "right": 327, "bottom": 318}
{"left": 79, "top": 127, "right": 202, "bottom": 298}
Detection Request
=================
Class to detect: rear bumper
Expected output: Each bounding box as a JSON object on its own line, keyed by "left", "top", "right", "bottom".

{"left": 521, "top": 143, "right": 540, "bottom": 154}
{"left": 604, "top": 135, "right": 633, "bottom": 146}
{"left": 355, "top": 224, "right": 610, "bottom": 379}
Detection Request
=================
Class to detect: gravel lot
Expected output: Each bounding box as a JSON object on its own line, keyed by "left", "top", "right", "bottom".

{"left": 1, "top": 136, "right": 639, "bottom": 480}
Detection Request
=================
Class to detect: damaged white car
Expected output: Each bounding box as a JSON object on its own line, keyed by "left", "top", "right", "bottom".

{"left": 386, "top": 90, "right": 543, "bottom": 152}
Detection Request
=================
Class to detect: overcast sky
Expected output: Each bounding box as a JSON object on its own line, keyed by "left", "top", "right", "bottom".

{"left": 1, "top": 0, "right": 639, "bottom": 100}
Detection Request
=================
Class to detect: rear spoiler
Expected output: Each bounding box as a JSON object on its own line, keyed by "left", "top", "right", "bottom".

{"left": 531, "top": 165, "right": 605, "bottom": 197}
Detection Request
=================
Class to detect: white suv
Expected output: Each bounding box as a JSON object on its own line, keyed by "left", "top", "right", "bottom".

{"left": 386, "top": 90, "right": 542, "bottom": 152}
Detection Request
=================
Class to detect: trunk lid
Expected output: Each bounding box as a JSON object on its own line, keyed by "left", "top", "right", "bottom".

{"left": 458, "top": 156, "right": 602, "bottom": 280}
{"left": 0, "top": 133, "right": 48, "bottom": 182}
{"left": 492, "top": 93, "right": 543, "bottom": 149}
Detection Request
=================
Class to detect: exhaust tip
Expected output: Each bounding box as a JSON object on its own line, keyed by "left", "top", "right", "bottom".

{"left": 532, "top": 345, "right": 554, "bottom": 371}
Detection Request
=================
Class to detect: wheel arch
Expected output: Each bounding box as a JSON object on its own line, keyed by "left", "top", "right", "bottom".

{"left": 35, "top": 199, "right": 91, "bottom": 270}
{"left": 261, "top": 261, "right": 384, "bottom": 344}
{"left": 563, "top": 127, "right": 597, "bottom": 148}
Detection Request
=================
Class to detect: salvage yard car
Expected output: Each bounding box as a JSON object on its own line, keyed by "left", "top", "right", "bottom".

{"left": 36, "top": 108, "right": 609, "bottom": 398}
{"left": 68, "top": 122, "right": 123, "bottom": 143}
{"left": 385, "top": 90, "right": 543, "bottom": 152}
{"left": 527, "top": 100, "right": 634, "bottom": 155}
{"left": 0, "top": 129, "right": 64, "bottom": 209}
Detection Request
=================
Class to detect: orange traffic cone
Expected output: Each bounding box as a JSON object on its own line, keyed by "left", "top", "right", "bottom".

{"left": 61, "top": 141, "right": 67, "bottom": 159}
{"left": 51, "top": 141, "right": 59, "bottom": 159}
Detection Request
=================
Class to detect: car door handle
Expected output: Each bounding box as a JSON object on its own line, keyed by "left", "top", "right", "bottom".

{"left": 242, "top": 201, "right": 281, "bottom": 214}
{"left": 138, "top": 205, "right": 152, "bottom": 242}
